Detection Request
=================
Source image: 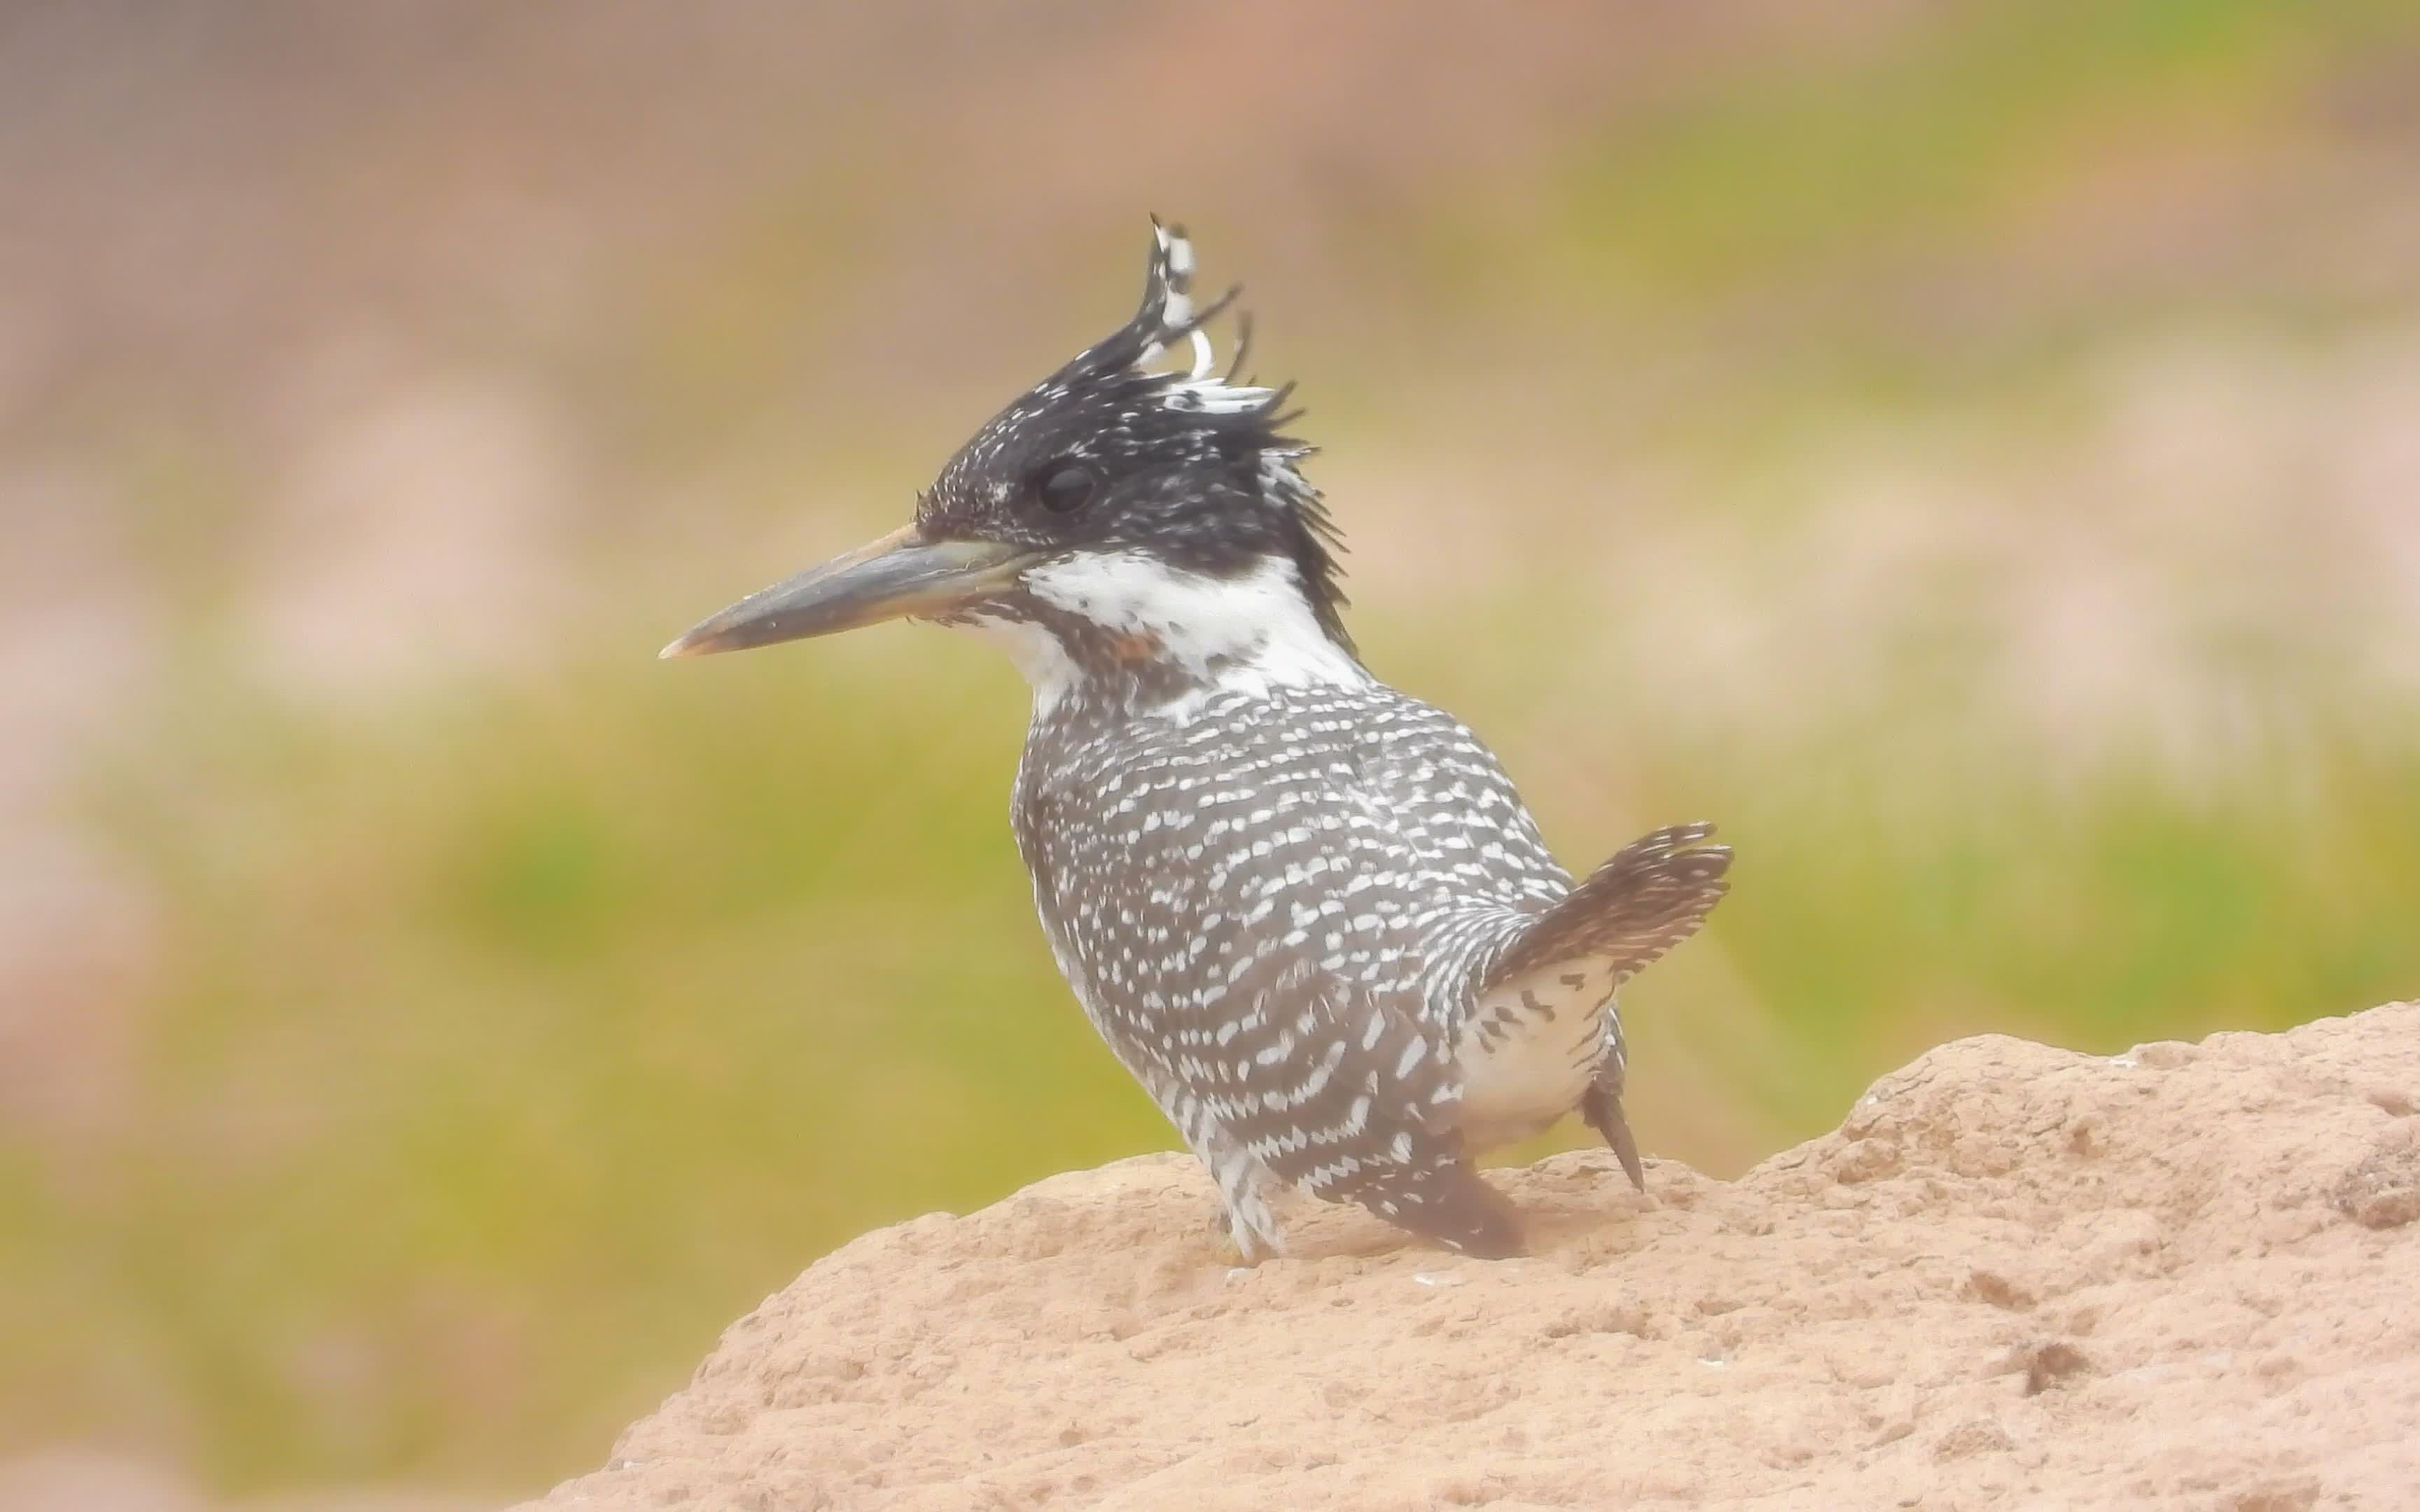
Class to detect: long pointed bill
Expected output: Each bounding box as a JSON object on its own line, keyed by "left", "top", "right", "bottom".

{"left": 659, "top": 526, "right": 1038, "bottom": 659}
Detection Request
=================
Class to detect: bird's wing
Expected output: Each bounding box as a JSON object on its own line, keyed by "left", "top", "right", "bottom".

{"left": 1201, "top": 950, "right": 1523, "bottom": 1257}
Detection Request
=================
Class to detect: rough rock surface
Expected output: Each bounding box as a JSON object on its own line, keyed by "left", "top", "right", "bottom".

{"left": 529, "top": 1005, "right": 2420, "bottom": 1511}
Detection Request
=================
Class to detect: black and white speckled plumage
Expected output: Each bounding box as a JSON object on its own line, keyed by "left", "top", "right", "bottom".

{"left": 674, "top": 222, "right": 1732, "bottom": 1259}
{"left": 1010, "top": 669, "right": 1729, "bottom": 1259}
{"left": 934, "top": 225, "right": 1730, "bottom": 1259}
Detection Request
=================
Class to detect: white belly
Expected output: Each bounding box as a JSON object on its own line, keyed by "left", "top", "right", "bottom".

{"left": 1454, "top": 962, "right": 1617, "bottom": 1152}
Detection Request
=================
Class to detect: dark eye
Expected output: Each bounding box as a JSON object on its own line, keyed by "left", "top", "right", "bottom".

{"left": 1034, "top": 461, "right": 1097, "bottom": 514}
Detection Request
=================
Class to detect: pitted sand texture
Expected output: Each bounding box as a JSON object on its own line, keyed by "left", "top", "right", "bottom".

{"left": 528, "top": 1004, "right": 2420, "bottom": 1511}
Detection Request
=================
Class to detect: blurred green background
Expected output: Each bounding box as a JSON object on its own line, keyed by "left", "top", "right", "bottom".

{"left": 5, "top": 0, "right": 2419, "bottom": 1505}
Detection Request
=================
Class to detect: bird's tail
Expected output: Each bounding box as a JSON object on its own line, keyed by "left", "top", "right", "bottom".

{"left": 1480, "top": 822, "right": 1733, "bottom": 1192}
{"left": 1580, "top": 1079, "right": 1650, "bottom": 1193}
{"left": 1479, "top": 822, "right": 1732, "bottom": 998}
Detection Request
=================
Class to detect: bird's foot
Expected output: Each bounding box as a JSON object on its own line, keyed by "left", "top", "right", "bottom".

{"left": 1209, "top": 1204, "right": 1285, "bottom": 1264}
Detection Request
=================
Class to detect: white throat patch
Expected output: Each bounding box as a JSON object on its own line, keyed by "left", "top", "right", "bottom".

{"left": 958, "top": 612, "right": 1081, "bottom": 710}
{"left": 977, "top": 552, "right": 1365, "bottom": 718}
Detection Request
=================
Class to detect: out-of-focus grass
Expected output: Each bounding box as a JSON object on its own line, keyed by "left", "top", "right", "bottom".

{"left": 1550, "top": 0, "right": 2385, "bottom": 295}
{"left": 18, "top": 645, "right": 1157, "bottom": 1486}
{"left": 8, "top": 598, "right": 2416, "bottom": 1491}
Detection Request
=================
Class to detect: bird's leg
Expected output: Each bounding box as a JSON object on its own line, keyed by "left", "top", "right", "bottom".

{"left": 1216, "top": 1162, "right": 1286, "bottom": 1263}
{"left": 1211, "top": 1201, "right": 1284, "bottom": 1263}
{"left": 1178, "top": 1119, "right": 1287, "bottom": 1261}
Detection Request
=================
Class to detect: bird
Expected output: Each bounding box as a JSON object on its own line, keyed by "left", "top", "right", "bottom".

{"left": 661, "top": 221, "right": 1732, "bottom": 1260}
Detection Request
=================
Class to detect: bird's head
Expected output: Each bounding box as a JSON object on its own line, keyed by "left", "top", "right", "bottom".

{"left": 661, "top": 221, "right": 1361, "bottom": 708}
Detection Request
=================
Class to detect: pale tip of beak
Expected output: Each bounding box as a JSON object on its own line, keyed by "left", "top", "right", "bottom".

{"left": 658, "top": 634, "right": 703, "bottom": 660}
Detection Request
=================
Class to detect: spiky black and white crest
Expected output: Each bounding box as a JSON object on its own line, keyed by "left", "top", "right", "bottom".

{"left": 1054, "top": 218, "right": 1281, "bottom": 423}
{"left": 1136, "top": 218, "right": 1218, "bottom": 373}
{"left": 921, "top": 220, "right": 1354, "bottom": 650}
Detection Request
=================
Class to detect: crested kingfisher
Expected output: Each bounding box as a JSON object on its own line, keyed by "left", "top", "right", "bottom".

{"left": 662, "top": 223, "right": 1731, "bottom": 1259}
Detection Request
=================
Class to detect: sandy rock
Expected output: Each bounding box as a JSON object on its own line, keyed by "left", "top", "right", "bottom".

{"left": 527, "top": 1004, "right": 2420, "bottom": 1511}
